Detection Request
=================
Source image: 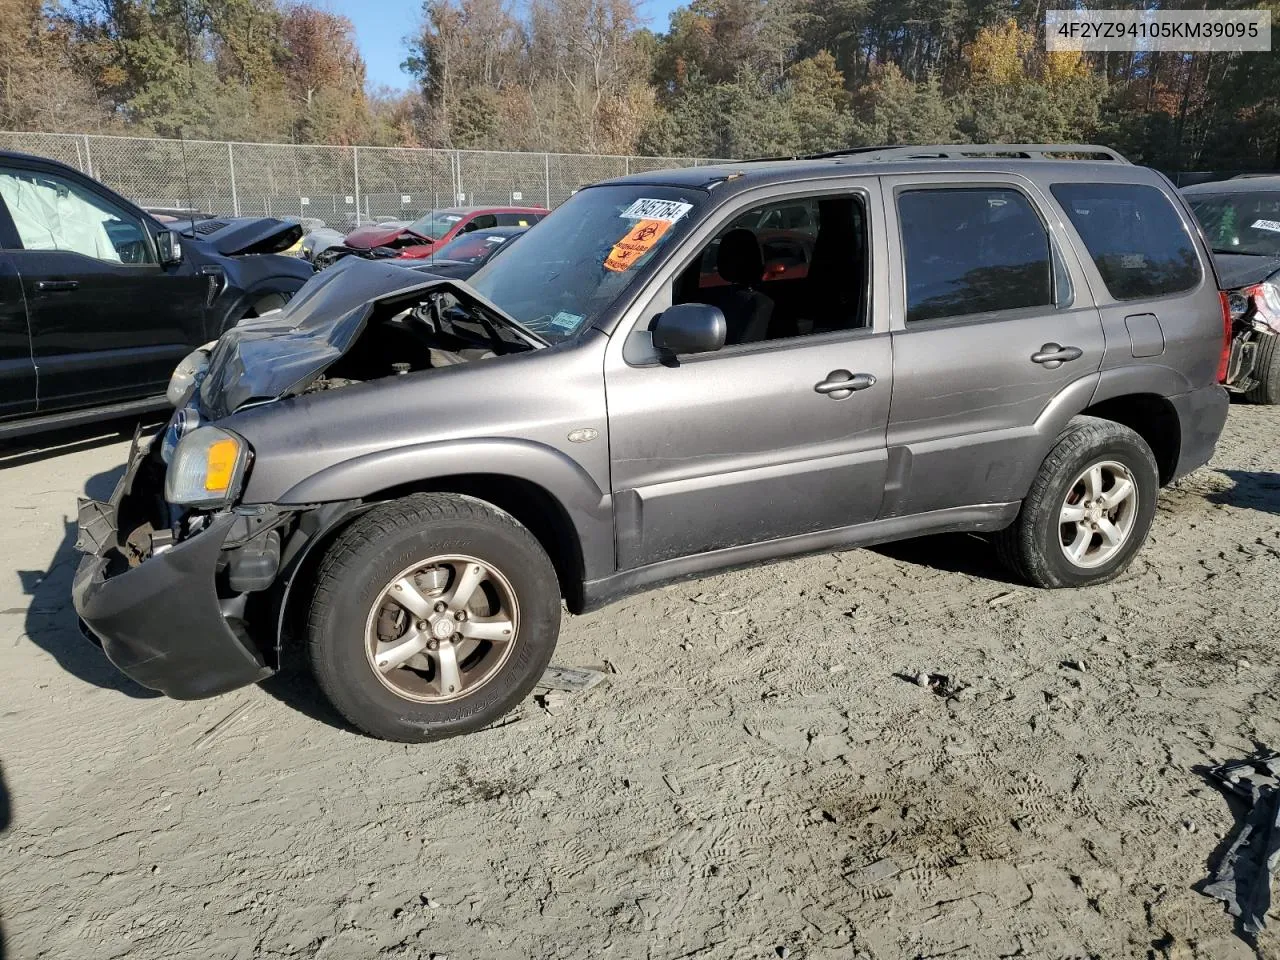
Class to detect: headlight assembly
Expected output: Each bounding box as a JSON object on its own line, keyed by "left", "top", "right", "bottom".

{"left": 167, "top": 342, "right": 216, "bottom": 408}
{"left": 164, "top": 427, "right": 250, "bottom": 508}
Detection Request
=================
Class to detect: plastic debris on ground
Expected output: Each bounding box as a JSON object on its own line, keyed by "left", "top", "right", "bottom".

{"left": 1201, "top": 751, "right": 1280, "bottom": 937}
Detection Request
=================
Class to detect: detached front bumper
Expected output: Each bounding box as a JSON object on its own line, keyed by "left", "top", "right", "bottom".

{"left": 72, "top": 435, "right": 273, "bottom": 700}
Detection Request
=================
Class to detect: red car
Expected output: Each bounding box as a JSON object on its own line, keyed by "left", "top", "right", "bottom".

{"left": 342, "top": 206, "right": 548, "bottom": 260}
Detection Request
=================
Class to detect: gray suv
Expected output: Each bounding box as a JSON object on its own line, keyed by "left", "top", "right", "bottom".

{"left": 74, "top": 144, "right": 1231, "bottom": 742}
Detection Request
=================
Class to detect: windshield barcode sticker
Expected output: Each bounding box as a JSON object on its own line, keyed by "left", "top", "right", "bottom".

{"left": 620, "top": 198, "right": 693, "bottom": 222}
{"left": 1251, "top": 218, "right": 1280, "bottom": 233}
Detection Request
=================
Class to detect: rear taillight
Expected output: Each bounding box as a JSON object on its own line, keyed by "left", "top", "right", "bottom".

{"left": 1240, "top": 281, "right": 1280, "bottom": 336}
{"left": 1218, "top": 290, "right": 1232, "bottom": 383}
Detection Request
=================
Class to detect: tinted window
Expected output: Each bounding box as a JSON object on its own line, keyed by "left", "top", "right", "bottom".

{"left": 495, "top": 212, "right": 539, "bottom": 227}
{"left": 1186, "top": 190, "right": 1280, "bottom": 258}
{"left": 0, "top": 167, "right": 154, "bottom": 263}
{"left": 899, "top": 188, "right": 1053, "bottom": 323}
{"left": 675, "top": 193, "right": 868, "bottom": 342}
{"left": 1052, "top": 183, "right": 1201, "bottom": 300}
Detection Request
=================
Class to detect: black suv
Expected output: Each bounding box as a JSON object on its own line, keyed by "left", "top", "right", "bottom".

{"left": 0, "top": 151, "right": 315, "bottom": 438}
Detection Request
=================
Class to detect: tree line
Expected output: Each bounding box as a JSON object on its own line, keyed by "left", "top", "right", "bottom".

{"left": 4, "top": 0, "right": 1278, "bottom": 171}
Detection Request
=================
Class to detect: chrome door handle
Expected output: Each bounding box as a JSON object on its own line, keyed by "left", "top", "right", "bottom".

{"left": 35, "top": 280, "right": 79, "bottom": 293}
{"left": 1030, "top": 343, "right": 1083, "bottom": 369}
{"left": 814, "top": 370, "right": 876, "bottom": 399}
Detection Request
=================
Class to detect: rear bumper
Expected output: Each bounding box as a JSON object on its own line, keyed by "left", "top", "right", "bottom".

{"left": 1169, "top": 384, "right": 1230, "bottom": 482}
{"left": 71, "top": 437, "right": 273, "bottom": 700}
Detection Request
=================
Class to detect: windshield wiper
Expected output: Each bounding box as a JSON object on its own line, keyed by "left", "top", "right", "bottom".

{"left": 1213, "top": 248, "right": 1277, "bottom": 257}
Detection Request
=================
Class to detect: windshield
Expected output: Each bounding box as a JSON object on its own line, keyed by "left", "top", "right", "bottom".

{"left": 432, "top": 231, "right": 514, "bottom": 264}
{"left": 1187, "top": 191, "right": 1280, "bottom": 257}
{"left": 467, "top": 185, "right": 702, "bottom": 342}
{"left": 406, "top": 209, "right": 466, "bottom": 241}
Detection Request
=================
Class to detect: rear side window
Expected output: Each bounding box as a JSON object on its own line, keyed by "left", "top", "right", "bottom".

{"left": 495, "top": 212, "right": 538, "bottom": 227}
{"left": 899, "top": 187, "right": 1054, "bottom": 323}
{"left": 1051, "top": 183, "right": 1201, "bottom": 300}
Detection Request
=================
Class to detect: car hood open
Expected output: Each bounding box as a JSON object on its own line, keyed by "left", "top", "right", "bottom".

{"left": 197, "top": 257, "right": 536, "bottom": 418}
{"left": 182, "top": 217, "right": 304, "bottom": 256}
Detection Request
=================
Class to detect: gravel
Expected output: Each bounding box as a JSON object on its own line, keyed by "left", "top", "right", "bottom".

{"left": 0, "top": 407, "right": 1278, "bottom": 959}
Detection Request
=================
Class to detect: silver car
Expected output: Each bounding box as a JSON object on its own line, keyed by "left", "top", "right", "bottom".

{"left": 75, "top": 144, "right": 1231, "bottom": 741}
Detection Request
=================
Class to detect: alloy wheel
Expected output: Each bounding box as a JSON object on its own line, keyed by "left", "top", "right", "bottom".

{"left": 364, "top": 555, "right": 519, "bottom": 703}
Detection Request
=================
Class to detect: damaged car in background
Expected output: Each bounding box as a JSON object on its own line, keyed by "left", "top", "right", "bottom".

{"left": 314, "top": 206, "right": 546, "bottom": 268}
{"left": 75, "top": 147, "right": 1231, "bottom": 743}
{"left": 1184, "top": 176, "right": 1280, "bottom": 403}
{"left": 0, "top": 150, "right": 315, "bottom": 436}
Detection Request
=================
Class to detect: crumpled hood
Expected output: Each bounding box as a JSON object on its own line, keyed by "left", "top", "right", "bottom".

{"left": 197, "top": 256, "right": 536, "bottom": 418}
{"left": 184, "top": 217, "right": 304, "bottom": 256}
{"left": 1212, "top": 253, "right": 1280, "bottom": 290}
{"left": 344, "top": 222, "right": 433, "bottom": 252}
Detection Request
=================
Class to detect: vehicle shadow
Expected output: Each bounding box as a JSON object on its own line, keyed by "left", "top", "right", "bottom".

{"left": 1208, "top": 469, "right": 1280, "bottom": 517}
{"left": 0, "top": 759, "right": 10, "bottom": 960}
{"left": 258, "top": 671, "right": 355, "bottom": 735}
{"left": 20, "top": 466, "right": 159, "bottom": 698}
{"left": 869, "top": 532, "right": 1020, "bottom": 584}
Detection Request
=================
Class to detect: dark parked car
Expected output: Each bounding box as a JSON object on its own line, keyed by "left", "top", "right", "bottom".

{"left": 406, "top": 225, "right": 528, "bottom": 280}
{"left": 0, "top": 151, "right": 315, "bottom": 437}
{"left": 1183, "top": 175, "right": 1280, "bottom": 403}
{"left": 75, "top": 144, "right": 1230, "bottom": 742}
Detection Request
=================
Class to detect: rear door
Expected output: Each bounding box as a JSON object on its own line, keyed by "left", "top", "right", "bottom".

{"left": 0, "top": 199, "right": 35, "bottom": 420}
{"left": 0, "top": 164, "right": 203, "bottom": 412}
{"left": 1050, "top": 180, "right": 1222, "bottom": 393}
{"left": 881, "top": 174, "right": 1105, "bottom": 516}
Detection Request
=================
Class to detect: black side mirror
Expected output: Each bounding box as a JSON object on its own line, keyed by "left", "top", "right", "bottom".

{"left": 156, "top": 229, "right": 183, "bottom": 266}
{"left": 652, "top": 303, "right": 727, "bottom": 356}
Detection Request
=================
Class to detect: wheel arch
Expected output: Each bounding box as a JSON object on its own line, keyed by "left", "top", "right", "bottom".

{"left": 269, "top": 472, "right": 596, "bottom": 671}
{"left": 1079, "top": 392, "right": 1181, "bottom": 485}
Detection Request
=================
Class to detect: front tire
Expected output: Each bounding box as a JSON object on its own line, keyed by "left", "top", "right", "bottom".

{"left": 1245, "top": 332, "right": 1280, "bottom": 404}
{"left": 996, "top": 417, "right": 1159, "bottom": 588}
{"left": 306, "top": 493, "right": 561, "bottom": 742}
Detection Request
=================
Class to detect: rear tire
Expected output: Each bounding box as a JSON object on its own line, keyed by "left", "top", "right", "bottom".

{"left": 306, "top": 493, "right": 561, "bottom": 742}
{"left": 1244, "top": 332, "right": 1280, "bottom": 404}
{"left": 996, "top": 417, "right": 1159, "bottom": 588}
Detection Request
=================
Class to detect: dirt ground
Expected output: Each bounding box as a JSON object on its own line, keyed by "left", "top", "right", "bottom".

{"left": 0, "top": 406, "right": 1278, "bottom": 960}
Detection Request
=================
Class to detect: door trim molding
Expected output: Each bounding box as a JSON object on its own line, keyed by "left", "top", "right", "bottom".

{"left": 581, "top": 500, "right": 1020, "bottom": 612}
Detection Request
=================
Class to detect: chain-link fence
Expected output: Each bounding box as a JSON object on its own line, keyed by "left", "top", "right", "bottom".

{"left": 0, "top": 131, "right": 725, "bottom": 226}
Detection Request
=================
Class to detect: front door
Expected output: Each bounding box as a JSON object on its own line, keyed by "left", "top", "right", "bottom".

{"left": 605, "top": 183, "right": 892, "bottom": 570}
{"left": 0, "top": 165, "right": 205, "bottom": 412}
{"left": 0, "top": 252, "right": 36, "bottom": 422}
{"left": 880, "top": 175, "right": 1107, "bottom": 516}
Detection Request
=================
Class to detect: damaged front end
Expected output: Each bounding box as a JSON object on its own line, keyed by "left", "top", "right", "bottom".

{"left": 72, "top": 427, "right": 290, "bottom": 698}
{"left": 179, "top": 256, "right": 544, "bottom": 419}
{"left": 74, "top": 257, "right": 546, "bottom": 699}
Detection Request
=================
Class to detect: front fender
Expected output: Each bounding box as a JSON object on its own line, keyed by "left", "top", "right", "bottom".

{"left": 213, "top": 256, "right": 315, "bottom": 332}
{"left": 274, "top": 438, "right": 615, "bottom": 581}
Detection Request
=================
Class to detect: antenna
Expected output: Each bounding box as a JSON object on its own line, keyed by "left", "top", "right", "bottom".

{"left": 178, "top": 130, "right": 196, "bottom": 236}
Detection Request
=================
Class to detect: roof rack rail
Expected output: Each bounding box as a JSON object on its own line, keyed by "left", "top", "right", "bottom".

{"left": 809, "top": 143, "right": 1129, "bottom": 163}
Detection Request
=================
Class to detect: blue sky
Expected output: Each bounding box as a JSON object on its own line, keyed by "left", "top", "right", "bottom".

{"left": 329, "top": 0, "right": 684, "bottom": 92}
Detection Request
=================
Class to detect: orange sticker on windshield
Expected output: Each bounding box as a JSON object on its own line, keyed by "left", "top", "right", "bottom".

{"left": 604, "top": 219, "right": 671, "bottom": 272}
